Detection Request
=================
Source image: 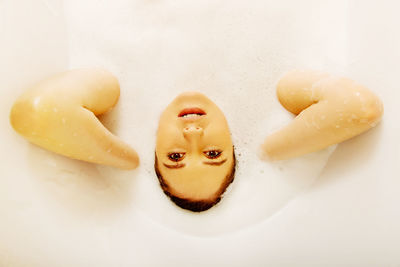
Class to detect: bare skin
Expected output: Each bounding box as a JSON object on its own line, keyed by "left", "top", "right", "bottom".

{"left": 9, "top": 68, "right": 383, "bottom": 168}
{"left": 10, "top": 68, "right": 139, "bottom": 169}
{"left": 261, "top": 70, "right": 384, "bottom": 160}
{"left": 155, "top": 92, "right": 234, "bottom": 201}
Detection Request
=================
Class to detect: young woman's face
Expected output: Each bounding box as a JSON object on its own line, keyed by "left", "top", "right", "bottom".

{"left": 155, "top": 92, "right": 234, "bottom": 202}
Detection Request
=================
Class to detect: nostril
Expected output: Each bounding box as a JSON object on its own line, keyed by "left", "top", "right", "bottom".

{"left": 183, "top": 126, "right": 203, "bottom": 136}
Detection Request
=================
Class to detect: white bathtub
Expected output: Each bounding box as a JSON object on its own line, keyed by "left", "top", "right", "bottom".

{"left": 0, "top": 0, "right": 399, "bottom": 266}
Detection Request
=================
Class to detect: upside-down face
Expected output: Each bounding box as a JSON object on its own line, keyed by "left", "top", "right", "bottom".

{"left": 155, "top": 92, "right": 235, "bottom": 211}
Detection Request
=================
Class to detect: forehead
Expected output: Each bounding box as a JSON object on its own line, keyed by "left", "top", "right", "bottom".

{"left": 155, "top": 155, "right": 234, "bottom": 200}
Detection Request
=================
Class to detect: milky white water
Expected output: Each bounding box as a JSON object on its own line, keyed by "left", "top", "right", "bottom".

{"left": 59, "top": 0, "right": 341, "bottom": 235}
{"left": 0, "top": 0, "right": 348, "bottom": 249}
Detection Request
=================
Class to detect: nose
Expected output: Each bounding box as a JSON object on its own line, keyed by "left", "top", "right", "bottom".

{"left": 183, "top": 126, "right": 203, "bottom": 139}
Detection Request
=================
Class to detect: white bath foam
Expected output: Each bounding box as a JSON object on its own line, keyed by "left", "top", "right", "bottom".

{"left": 28, "top": 0, "right": 348, "bottom": 236}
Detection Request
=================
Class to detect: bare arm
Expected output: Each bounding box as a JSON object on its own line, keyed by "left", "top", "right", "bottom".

{"left": 10, "top": 68, "right": 139, "bottom": 169}
{"left": 261, "top": 70, "right": 384, "bottom": 160}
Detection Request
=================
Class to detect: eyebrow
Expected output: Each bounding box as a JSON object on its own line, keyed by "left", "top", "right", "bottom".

{"left": 163, "top": 163, "right": 186, "bottom": 169}
{"left": 203, "top": 158, "right": 227, "bottom": 166}
{"left": 162, "top": 158, "right": 227, "bottom": 168}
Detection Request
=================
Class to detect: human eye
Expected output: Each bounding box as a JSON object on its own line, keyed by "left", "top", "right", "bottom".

{"left": 203, "top": 150, "right": 222, "bottom": 159}
{"left": 167, "top": 152, "right": 186, "bottom": 162}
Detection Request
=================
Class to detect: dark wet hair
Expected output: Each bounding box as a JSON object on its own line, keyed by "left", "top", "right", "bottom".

{"left": 154, "top": 149, "right": 236, "bottom": 212}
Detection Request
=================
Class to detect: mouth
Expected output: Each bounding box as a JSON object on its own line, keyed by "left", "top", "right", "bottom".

{"left": 178, "top": 107, "right": 206, "bottom": 119}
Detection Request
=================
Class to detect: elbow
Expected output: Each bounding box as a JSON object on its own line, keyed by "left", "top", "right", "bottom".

{"left": 10, "top": 96, "right": 48, "bottom": 138}
{"left": 10, "top": 100, "right": 36, "bottom": 136}
{"left": 357, "top": 92, "right": 384, "bottom": 125}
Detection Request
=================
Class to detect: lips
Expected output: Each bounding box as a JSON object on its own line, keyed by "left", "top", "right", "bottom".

{"left": 178, "top": 107, "right": 206, "bottom": 118}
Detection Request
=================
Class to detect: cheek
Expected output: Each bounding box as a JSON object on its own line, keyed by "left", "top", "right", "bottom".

{"left": 157, "top": 118, "right": 181, "bottom": 138}
{"left": 156, "top": 124, "right": 185, "bottom": 150}
{"left": 204, "top": 123, "right": 233, "bottom": 146}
